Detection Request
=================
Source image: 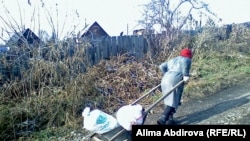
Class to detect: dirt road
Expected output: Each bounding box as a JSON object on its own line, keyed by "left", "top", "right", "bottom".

{"left": 87, "top": 80, "right": 250, "bottom": 141}
{"left": 67, "top": 80, "right": 250, "bottom": 141}
{"left": 144, "top": 79, "right": 250, "bottom": 125}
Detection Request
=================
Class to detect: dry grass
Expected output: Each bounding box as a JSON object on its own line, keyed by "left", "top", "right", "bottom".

{"left": 0, "top": 25, "right": 250, "bottom": 140}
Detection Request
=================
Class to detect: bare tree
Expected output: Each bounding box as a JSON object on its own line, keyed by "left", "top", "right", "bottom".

{"left": 139, "top": 0, "right": 219, "bottom": 60}
{"left": 139, "top": 0, "right": 219, "bottom": 37}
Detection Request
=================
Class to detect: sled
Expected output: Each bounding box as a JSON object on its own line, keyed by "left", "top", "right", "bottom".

{"left": 87, "top": 80, "right": 184, "bottom": 141}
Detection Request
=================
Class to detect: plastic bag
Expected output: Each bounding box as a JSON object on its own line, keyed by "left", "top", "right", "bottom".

{"left": 116, "top": 104, "right": 144, "bottom": 131}
{"left": 82, "top": 107, "right": 119, "bottom": 134}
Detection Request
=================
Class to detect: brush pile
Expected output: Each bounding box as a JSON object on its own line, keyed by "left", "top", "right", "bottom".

{"left": 82, "top": 53, "right": 162, "bottom": 113}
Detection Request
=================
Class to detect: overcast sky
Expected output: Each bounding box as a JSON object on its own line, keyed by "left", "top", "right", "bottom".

{"left": 0, "top": 0, "right": 250, "bottom": 44}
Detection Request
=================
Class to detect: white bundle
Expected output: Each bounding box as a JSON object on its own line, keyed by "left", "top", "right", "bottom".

{"left": 116, "top": 104, "right": 144, "bottom": 131}
{"left": 82, "top": 107, "right": 119, "bottom": 134}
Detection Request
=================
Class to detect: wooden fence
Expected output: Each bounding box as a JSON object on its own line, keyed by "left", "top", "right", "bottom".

{"left": 0, "top": 35, "right": 151, "bottom": 84}
{"left": 85, "top": 35, "right": 149, "bottom": 65}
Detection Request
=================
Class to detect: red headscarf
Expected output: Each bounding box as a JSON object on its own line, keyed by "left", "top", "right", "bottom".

{"left": 180, "top": 48, "right": 192, "bottom": 59}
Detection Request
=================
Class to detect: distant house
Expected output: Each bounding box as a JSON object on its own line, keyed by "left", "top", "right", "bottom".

{"left": 7, "top": 28, "right": 42, "bottom": 47}
{"left": 81, "top": 21, "right": 109, "bottom": 41}
{"left": 133, "top": 29, "right": 145, "bottom": 35}
{"left": 80, "top": 21, "right": 109, "bottom": 65}
{"left": 133, "top": 28, "right": 154, "bottom": 35}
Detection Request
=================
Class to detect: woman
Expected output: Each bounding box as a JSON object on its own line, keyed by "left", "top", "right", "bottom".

{"left": 157, "top": 48, "right": 192, "bottom": 125}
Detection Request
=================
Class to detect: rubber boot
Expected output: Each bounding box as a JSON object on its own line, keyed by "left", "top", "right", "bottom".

{"left": 157, "top": 106, "right": 175, "bottom": 125}
{"left": 157, "top": 115, "right": 167, "bottom": 125}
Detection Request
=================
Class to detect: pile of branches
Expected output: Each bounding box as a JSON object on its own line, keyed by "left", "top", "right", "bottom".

{"left": 82, "top": 53, "right": 162, "bottom": 113}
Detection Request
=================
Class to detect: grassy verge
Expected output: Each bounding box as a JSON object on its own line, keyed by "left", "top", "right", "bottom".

{"left": 1, "top": 28, "right": 250, "bottom": 140}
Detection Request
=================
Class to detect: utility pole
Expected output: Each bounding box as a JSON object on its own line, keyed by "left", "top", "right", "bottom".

{"left": 127, "top": 24, "right": 129, "bottom": 35}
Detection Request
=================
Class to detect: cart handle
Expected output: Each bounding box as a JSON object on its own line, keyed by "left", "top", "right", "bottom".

{"left": 109, "top": 80, "right": 184, "bottom": 141}
{"left": 144, "top": 80, "right": 184, "bottom": 113}
{"left": 131, "top": 84, "right": 161, "bottom": 105}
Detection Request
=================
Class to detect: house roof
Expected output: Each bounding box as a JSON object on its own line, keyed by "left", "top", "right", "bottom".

{"left": 81, "top": 21, "right": 109, "bottom": 38}
{"left": 7, "top": 28, "right": 42, "bottom": 46}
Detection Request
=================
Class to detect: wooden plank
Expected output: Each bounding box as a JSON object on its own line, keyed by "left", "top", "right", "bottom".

{"left": 143, "top": 36, "right": 148, "bottom": 54}
{"left": 131, "top": 36, "right": 138, "bottom": 59}
{"left": 95, "top": 43, "right": 100, "bottom": 64}
{"left": 110, "top": 36, "right": 117, "bottom": 56}
{"left": 117, "top": 36, "right": 122, "bottom": 55}
{"left": 91, "top": 126, "right": 129, "bottom": 141}
{"left": 137, "top": 36, "right": 144, "bottom": 59}
{"left": 102, "top": 36, "right": 111, "bottom": 59}
{"left": 127, "top": 36, "right": 132, "bottom": 54}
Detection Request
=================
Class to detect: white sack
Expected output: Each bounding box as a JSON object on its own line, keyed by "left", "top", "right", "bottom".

{"left": 116, "top": 104, "right": 144, "bottom": 131}
{"left": 82, "top": 107, "right": 119, "bottom": 134}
